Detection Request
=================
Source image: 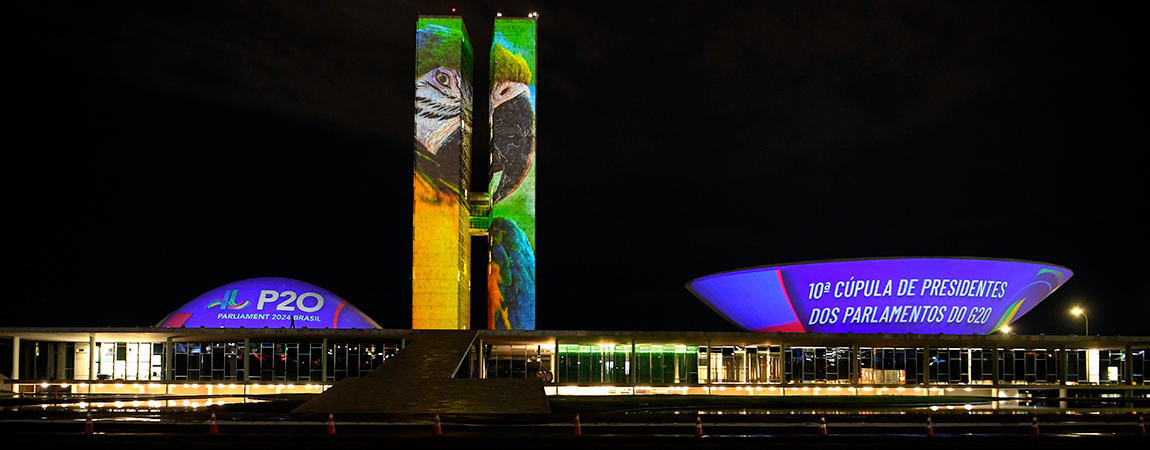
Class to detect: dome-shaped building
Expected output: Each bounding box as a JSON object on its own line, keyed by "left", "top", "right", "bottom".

{"left": 157, "top": 277, "right": 380, "bottom": 329}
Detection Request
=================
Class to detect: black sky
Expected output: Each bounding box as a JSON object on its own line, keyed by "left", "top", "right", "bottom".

{"left": 7, "top": 1, "right": 1145, "bottom": 335}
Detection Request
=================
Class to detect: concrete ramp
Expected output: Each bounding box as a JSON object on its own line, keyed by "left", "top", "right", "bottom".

{"left": 366, "top": 330, "right": 477, "bottom": 379}
{"left": 294, "top": 330, "right": 550, "bottom": 414}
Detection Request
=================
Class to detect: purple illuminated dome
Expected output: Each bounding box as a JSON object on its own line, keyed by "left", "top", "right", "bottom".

{"left": 157, "top": 277, "right": 381, "bottom": 329}
{"left": 687, "top": 258, "right": 1071, "bottom": 335}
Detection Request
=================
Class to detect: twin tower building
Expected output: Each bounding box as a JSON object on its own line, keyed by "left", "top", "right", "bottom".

{"left": 413, "top": 15, "right": 536, "bottom": 330}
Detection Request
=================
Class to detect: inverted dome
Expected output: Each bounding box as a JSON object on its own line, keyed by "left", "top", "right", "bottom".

{"left": 157, "top": 277, "right": 381, "bottom": 329}
{"left": 687, "top": 258, "right": 1071, "bottom": 334}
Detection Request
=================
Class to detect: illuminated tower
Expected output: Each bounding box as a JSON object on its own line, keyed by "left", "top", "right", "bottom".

{"left": 413, "top": 16, "right": 473, "bottom": 329}
{"left": 486, "top": 17, "right": 536, "bottom": 330}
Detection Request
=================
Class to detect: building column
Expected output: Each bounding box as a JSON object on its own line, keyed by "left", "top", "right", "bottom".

{"left": 922, "top": 345, "right": 931, "bottom": 385}
{"left": 10, "top": 337, "right": 18, "bottom": 381}
{"left": 243, "top": 338, "right": 251, "bottom": 381}
{"left": 88, "top": 334, "right": 97, "bottom": 382}
{"left": 55, "top": 342, "right": 67, "bottom": 381}
{"left": 478, "top": 339, "right": 485, "bottom": 379}
{"left": 778, "top": 341, "right": 786, "bottom": 395}
{"left": 1124, "top": 345, "right": 1134, "bottom": 386}
{"left": 319, "top": 338, "right": 326, "bottom": 382}
{"left": 550, "top": 338, "right": 557, "bottom": 384}
{"left": 778, "top": 341, "right": 785, "bottom": 385}
{"left": 850, "top": 343, "right": 860, "bottom": 385}
{"left": 630, "top": 339, "right": 637, "bottom": 386}
{"left": 991, "top": 346, "right": 1001, "bottom": 385}
{"left": 1057, "top": 346, "right": 1068, "bottom": 384}
{"left": 165, "top": 336, "right": 173, "bottom": 381}
{"left": 705, "top": 340, "right": 712, "bottom": 386}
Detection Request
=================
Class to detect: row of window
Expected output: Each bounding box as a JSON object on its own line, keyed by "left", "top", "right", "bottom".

{"left": 550, "top": 345, "right": 1146, "bottom": 385}
{"left": 19, "top": 341, "right": 1147, "bottom": 385}
{"left": 21, "top": 341, "right": 399, "bottom": 382}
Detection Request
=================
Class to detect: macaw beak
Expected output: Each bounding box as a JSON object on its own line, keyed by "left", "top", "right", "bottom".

{"left": 490, "top": 90, "right": 535, "bottom": 204}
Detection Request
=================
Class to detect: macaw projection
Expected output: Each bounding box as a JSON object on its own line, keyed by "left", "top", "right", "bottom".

{"left": 487, "top": 18, "right": 536, "bottom": 330}
{"left": 413, "top": 16, "right": 535, "bottom": 330}
{"left": 413, "top": 18, "right": 474, "bottom": 330}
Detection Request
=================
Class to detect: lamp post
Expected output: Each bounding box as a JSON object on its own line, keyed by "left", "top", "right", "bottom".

{"left": 1071, "top": 308, "right": 1089, "bottom": 336}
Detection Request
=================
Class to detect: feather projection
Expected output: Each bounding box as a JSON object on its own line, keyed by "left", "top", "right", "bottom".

{"left": 489, "top": 43, "right": 535, "bottom": 205}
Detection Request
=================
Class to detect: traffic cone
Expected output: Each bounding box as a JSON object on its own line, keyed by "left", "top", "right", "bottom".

{"left": 1030, "top": 415, "right": 1039, "bottom": 435}
{"left": 326, "top": 413, "right": 336, "bottom": 436}
{"left": 1138, "top": 416, "right": 1144, "bottom": 435}
{"left": 695, "top": 415, "right": 703, "bottom": 437}
{"left": 818, "top": 415, "right": 827, "bottom": 435}
{"left": 208, "top": 411, "right": 219, "bottom": 435}
{"left": 432, "top": 413, "right": 442, "bottom": 436}
{"left": 573, "top": 413, "right": 582, "bottom": 436}
{"left": 925, "top": 415, "right": 933, "bottom": 436}
{"left": 84, "top": 411, "right": 94, "bottom": 434}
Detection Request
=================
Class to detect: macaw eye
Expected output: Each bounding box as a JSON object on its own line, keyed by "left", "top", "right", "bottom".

{"left": 436, "top": 71, "right": 450, "bottom": 85}
{"left": 499, "top": 86, "right": 511, "bottom": 96}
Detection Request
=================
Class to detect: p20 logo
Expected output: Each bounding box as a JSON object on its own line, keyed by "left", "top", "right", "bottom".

{"left": 256, "top": 290, "right": 324, "bottom": 313}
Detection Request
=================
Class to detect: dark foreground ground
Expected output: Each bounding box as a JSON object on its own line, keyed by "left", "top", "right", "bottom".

{"left": 1, "top": 433, "right": 1146, "bottom": 449}
{"left": 1, "top": 411, "right": 1145, "bottom": 448}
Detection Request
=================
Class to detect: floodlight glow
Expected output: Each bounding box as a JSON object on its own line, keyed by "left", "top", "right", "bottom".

{"left": 688, "top": 258, "right": 1071, "bottom": 334}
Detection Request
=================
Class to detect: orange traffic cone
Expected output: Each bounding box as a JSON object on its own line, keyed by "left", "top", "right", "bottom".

{"left": 1138, "top": 416, "right": 1145, "bottom": 435}
{"left": 326, "top": 413, "right": 336, "bottom": 436}
{"left": 1030, "top": 415, "right": 1040, "bottom": 435}
{"left": 573, "top": 413, "right": 582, "bottom": 436}
{"left": 84, "top": 411, "right": 94, "bottom": 435}
{"left": 695, "top": 415, "right": 703, "bottom": 437}
{"left": 925, "top": 415, "right": 933, "bottom": 436}
{"left": 208, "top": 411, "right": 219, "bottom": 435}
{"left": 432, "top": 412, "right": 442, "bottom": 436}
{"left": 818, "top": 415, "right": 827, "bottom": 435}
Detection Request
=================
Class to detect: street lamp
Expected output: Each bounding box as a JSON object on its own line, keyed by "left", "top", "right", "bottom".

{"left": 1071, "top": 307, "right": 1089, "bottom": 336}
{"left": 1000, "top": 326, "right": 1012, "bottom": 335}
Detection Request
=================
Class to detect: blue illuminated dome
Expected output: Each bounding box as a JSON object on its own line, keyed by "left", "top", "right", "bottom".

{"left": 157, "top": 277, "right": 381, "bottom": 329}
{"left": 687, "top": 257, "right": 1071, "bottom": 335}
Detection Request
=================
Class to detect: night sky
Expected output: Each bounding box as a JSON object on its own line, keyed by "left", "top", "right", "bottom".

{"left": 8, "top": 2, "right": 1145, "bottom": 335}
